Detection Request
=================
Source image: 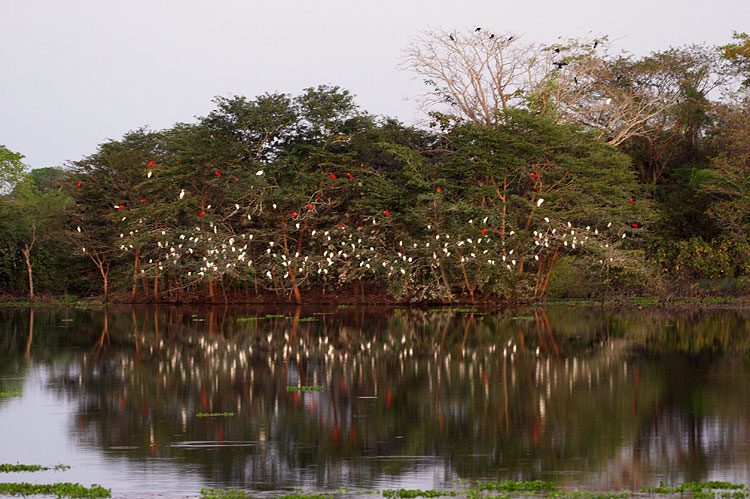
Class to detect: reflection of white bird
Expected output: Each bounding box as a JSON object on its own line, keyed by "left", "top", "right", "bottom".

{"left": 179, "top": 189, "right": 185, "bottom": 199}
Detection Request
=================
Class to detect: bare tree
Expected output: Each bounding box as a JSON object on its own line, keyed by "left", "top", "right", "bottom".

{"left": 402, "top": 27, "right": 537, "bottom": 124}
{"left": 402, "top": 28, "right": 678, "bottom": 145}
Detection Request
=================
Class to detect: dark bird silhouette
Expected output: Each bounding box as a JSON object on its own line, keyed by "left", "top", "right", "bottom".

{"left": 508, "top": 36, "right": 514, "bottom": 41}
{"left": 574, "top": 76, "right": 578, "bottom": 85}
{"left": 554, "top": 47, "right": 560, "bottom": 53}
{"left": 593, "top": 40, "right": 599, "bottom": 49}
{"left": 489, "top": 34, "right": 495, "bottom": 39}
{"left": 553, "top": 61, "right": 568, "bottom": 69}
{"left": 475, "top": 27, "right": 481, "bottom": 31}
{"left": 449, "top": 34, "right": 455, "bottom": 41}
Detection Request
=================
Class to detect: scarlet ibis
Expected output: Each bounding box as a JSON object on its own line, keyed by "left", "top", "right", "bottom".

{"left": 198, "top": 212, "right": 205, "bottom": 217}
{"left": 76, "top": 182, "right": 81, "bottom": 189}
{"left": 215, "top": 172, "right": 221, "bottom": 177}
{"left": 437, "top": 186, "right": 443, "bottom": 193}
{"left": 331, "top": 174, "right": 336, "bottom": 179}
{"left": 148, "top": 161, "right": 155, "bottom": 168}
{"left": 384, "top": 211, "right": 390, "bottom": 216}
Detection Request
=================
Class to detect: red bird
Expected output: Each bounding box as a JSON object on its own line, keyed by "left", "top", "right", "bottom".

{"left": 198, "top": 212, "right": 205, "bottom": 217}
{"left": 437, "top": 187, "right": 442, "bottom": 193}
{"left": 215, "top": 172, "right": 221, "bottom": 177}
{"left": 481, "top": 228, "right": 486, "bottom": 234}
{"left": 234, "top": 177, "right": 239, "bottom": 182}
{"left": 76, "top": 182, "right": 81, "bottom": 189}
{"left": 141, "top": 199, "right": 147, "bottom": 203}
{"left": 632, "top": 223, "right": 639, "bottom": 228}
{"left": 331, "top": 174, "right": 337, "bottom": 179}
{"left": 291, "top": 212, "right": 297, "bottom": 217}
{"left": 306, "top": 204, "right": 312, "bottom": 209}
{"left": 338, "top": 224, "right": 344, "bottom": 228}
{"left": 630, "top": 198, "right": 634, "bottom": 204}
{"left": 384, "top": 211, "right": 391, "bottom": 216}
{"left": 117, "top": 205, "right": 125, "bottom": 210}
{"left": 531, "top": 173, "right": 538, "bottom": 178}
{"left": 347, "top": 173, "right": 354, "bottom": 179}
{"left": 148, "top": 161, "right": 155, "bottom": 168}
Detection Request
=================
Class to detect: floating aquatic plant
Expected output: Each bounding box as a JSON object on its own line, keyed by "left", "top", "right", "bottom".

{"left": 286, "top": 386, "right": 324, "bottom": 392}
{"left": 0, "top": 482, "right": 110, "bottom": 498}
{"left": 0, "top": 464, "right": 70, "bottom": 473}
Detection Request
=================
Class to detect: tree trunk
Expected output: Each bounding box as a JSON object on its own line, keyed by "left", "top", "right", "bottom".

{"left": 22, "top": 244, "right": 34, "bottom": 301}
{"left": 131, "top": 250, "right": 140, "bottom": 301}
{"left": 153, "top": 274, "right": 159, "bottom": 302}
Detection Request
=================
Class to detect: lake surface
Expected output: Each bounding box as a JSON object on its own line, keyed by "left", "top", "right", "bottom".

{"left": 0, "top": 305, "right": 749, "bottom": 498}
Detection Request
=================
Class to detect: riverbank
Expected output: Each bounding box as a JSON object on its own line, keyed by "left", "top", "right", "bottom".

{"left": 1, "top": 291, "right": 747, "bottom": 308}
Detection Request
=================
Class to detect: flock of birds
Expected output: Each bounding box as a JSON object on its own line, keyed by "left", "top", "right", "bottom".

{"left": 72, "top": 158, "right": 635, "bottom": 296}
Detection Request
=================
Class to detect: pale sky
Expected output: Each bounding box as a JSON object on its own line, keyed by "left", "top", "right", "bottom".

{"left": 1, "top": 0, "right": 747, "bottom": 170}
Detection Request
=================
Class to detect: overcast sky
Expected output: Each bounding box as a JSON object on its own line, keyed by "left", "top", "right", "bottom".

{"left": 1, "top": 0, "right": 746, "bottom": 170}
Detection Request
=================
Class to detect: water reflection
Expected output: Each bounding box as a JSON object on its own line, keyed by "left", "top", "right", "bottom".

{"left": 0, "top": 306, "right": 748, "bottom": 495}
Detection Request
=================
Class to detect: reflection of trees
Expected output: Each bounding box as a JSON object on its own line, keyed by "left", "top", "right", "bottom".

{"left": 2, "top": 305, "right": 749, "bottom": 490}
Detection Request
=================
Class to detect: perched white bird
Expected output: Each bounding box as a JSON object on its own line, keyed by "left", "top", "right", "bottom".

{"left": 147, "top": 171, "right": 152, "bottom": 178}
{"left": 179, "top": 189, "right": 185, "bottom": 199}
{"left": 537, "top": 198, "right": 544, "bottom": 207}
{"left": 256, "top": 170, "right": 264, "bottom": 176}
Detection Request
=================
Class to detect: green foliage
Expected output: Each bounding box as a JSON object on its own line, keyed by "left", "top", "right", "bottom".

{"left": 0, "top": 482, "right": 110, "bottom": 498}
{"left": 0, "top": 145, "right": 26, "bottom": 193}
{"left": 200, "top": 488, "right": 248, "bottom": 498}
{"left": 721, "top": 32, "right": 750, "bottom": 86}
{"left": 649, "top": 237, "right": 748, "bottom": 279}
{"left": 0, "top": 464, "right": 70, "bottom": 473}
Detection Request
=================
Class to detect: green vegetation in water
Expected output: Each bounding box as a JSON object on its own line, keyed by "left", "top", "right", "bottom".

{"left": 0, "top": 464, "right": 70, "bottom": 473}
{"left": 293, "top": 317, "right": 318, "bottom": 322}
{"left": 478, "top": 481, "right": 556, "bottom": 493}
{"left": 0, "top": 391, "right": 22, "bottom": 398}
{"left": 192, "top": 318, "right": 206, "bottom": 321}
{"left": 278, "top": 495, "right": 334, "bottom": 499}
{"left": 383, "top": 489, "right": 457, "bottom": 498}
{"left": 195, "top": 412, "right": 235, "bottom": 418}
{"left": 61, "top": 319, "right": 74, "bottom": 322}
{"left": 265, "top": 314, "right": 287, "bottom": 318}
{"left": 236, "top": 316, "right": 262, "bottom": 322}
{"left": 510, "top": 316, "right": 534, "bottom": 320}
{"left": 337, "top": 305, "right": 350, "bottom": 309}
{"left": 200, "top": 488, "right": 248, "bottom": 498}
{"left": 286, "top": 385, "right": 324, "bottom": 392}
{"left": 0, "top": 482, "right": 110, "bottom": 498}
{"left": 643, "top": 482, "right": 748, "bottom": 499}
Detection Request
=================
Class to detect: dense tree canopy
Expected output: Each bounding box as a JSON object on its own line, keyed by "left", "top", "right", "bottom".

{"left": 0, "top": 34, "right": 747, "bottom": 302}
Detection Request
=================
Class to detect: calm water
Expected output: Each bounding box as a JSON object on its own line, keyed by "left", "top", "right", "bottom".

{"left": 0, "top": 305, "right": 749, "bottom": 498}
